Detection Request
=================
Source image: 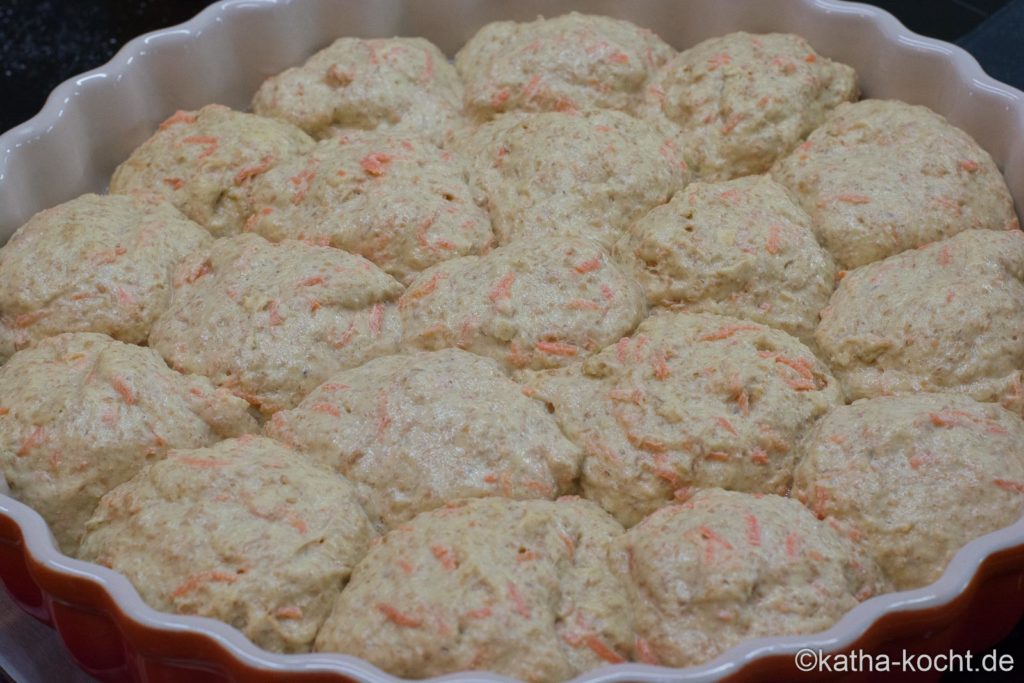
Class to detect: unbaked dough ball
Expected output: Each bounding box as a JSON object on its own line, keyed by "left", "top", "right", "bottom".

{"left": 611, "top": 488, "right": 887, "bottom": 667}
{"left": 614, "top": 175, "right": 836, "bottom": 345}
{"left": 448, "top": 109, "right": 689, "bottom": 247}
{"left": 252, "top": 37, "right": 464, "bottom": 146}
{"left": 398, "top": 237, "right": 646, "bottom": 371}
{"left": 265, "top": 349, "right": 582, "bottom": 530}
{"left": 522, "top": 311, "right": 842, "bottom": 526}
{"left": 245, "top": 132, "right": 493, "bottom": 284}
{"left": 456, "top": 12, "right": 674, "bottom": 120}
{"left": 314, "top": 496, "right": 631, "bottom": 682}
{"left": 0, "top": 333, "right": 257, "bottom": 553}
{"left": 772, "top": 99, "right": 1019, "bottom": 268}
{"left": 815, "top": 229, "right": 1024, "bottom": 412}
{"left": 149, "top": 234, "right": 403, "bottom": 416}
{"left": 78, "top": 435, "right": 373, "bottom": 653}
{"left": 644, "top": 32, "right": 857, "bottom": 181}
{"left": 109, "top": 105, "right": 314, "bottom": 236}
{"left": 793, "top": 393, "right": 1024, "bottom": 589}
{"left": 0, "top": 193, "right": 210, "bottom": 362}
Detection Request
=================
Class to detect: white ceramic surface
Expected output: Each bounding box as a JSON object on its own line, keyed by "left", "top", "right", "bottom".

{"left": 1, "top": 1, "right": 1023, "bottom": 682}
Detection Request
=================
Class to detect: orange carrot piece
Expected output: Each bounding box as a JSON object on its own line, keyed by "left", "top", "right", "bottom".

{"left": 360, "top": 152, "right": 392, "bottom": 176}
{"left": 995, "top": 479, "right": 1024, "bottom": 493}
{"left": 159, "top": 110, "right": 198, "bottom": 129}
{"left": 311, "top": 402, "right": 341, "bottom": 418}
{"left": 536, "top": 341, "right": 578, "bottom": 357}
{"left": 715, "top": 416, "right": 738, "bottom": 436}
{"left": 698, "top": 324, "right": 759, "bottom": 341}
{"left": 431, "top": 545, "right": 457, "bottom": 570}
{"left": 110, "top": 377, "right": 136, "bottom": 405}
{"left": 16, "top": 426, "right": 44, "bottom": 457}
{"left": 635, "top": 637, "right": 660, "bottom": 665}
{"left": 233, "top": 154, "right": 276, "bottom": 185}
{"left": 836, "top": 193, "right": 871, "bottom": 204}
{"left": 507, "top": 581, "right": 530, "bottom": 618}
{"left": 765, "top": 225, "right": 782, "bottom": 254}
{"left": 275, "top": 606, "right": 303, "bottom": 620}
{"left": 377, "top": 603, "right": 422, "bottom": 627}
{"left": 182, "top": 135, "right": 218, "bottom": 158}
{"left": 574, "top": 258, "right": 602, "bottom": 274}
{"left": 584, "top": 634, "right": 625, "bottom": 664}
{"left": 170, "top": 571, "right": 236, "bottom": 598}
{"left": 745, "top": 514, "right": 761, "bottom": 546}
{"left": 489, "top": 272, "right": 516, "bottom": 303}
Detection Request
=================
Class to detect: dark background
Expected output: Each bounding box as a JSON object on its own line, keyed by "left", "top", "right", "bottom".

{"left": 1, "top": 1, "right": 1023, "bottom": 682}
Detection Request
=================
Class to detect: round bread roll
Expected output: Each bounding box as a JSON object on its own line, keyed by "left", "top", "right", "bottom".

{"left": 149, "top": 234, "right": 403, "bottom": 416}
{"left": 265, "top": 349, "right": 582, "bottom": 530}
{"left": 78, "top": 435, "right": 373, "bottom": 653}
{"left": 772, "top": 99, "right": 1019, "bottom": 268}
{"left": 245, "top": 132, "right": 493, "bottom": 285}
{"left": 644, "top": 32, "right": 857, "bottom": 181}
{"left": 815, "top": 229, "right": 1024, "bottom": 412}
{"left": 110, "top": 105, "right": 314, "bottom": 236}
{"left": 614, "top": 175, "right": 836, "bottom": 345}
{"left": 0, "top": 333, "right": 257, "bottom": 554}
{"left": 314, "top": 496, "right": 632, "bottom": 682}
{"left": 612, "top": 489, "right": 887, "bottom": 667}
{"left": 792, "top": 393, "right": 1024, "bottom": 589}
{"left": 456, "top": 12, "right": 673, "bottom": 120}
{"left": 448, "top": 109, "right": 689, "bottom": 247}
{"left": 252, "top": 37, "right": 464, "bottom": 146}
{"left": 522, "top": 311, "right": 842, "bottom": 526}
{"left": 398, "top": 237, "right": 646, "bottom": 371}
{"left": 0, "top": 193, "right": 210, "bottom": 363}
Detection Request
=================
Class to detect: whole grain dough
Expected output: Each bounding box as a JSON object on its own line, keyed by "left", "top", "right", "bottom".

{"left": 522, "top": 311, "right": 842, "bottom": 526}
{"left": 792, "top": 393, "right": 1024, "bottom": 589}
{"left": 398, "top": 237, "right": 646, "bottom": 371}
{"left": 611, "top": 488, "right": 887, "bottom": 668}
{"left": 266, "top": 349, "right": 581, "bottom": 530}
{"left": 448, "top": 109, "right": 689, "bottom": 247}
{"left": 456, "top": 12, "right": 674, "bottom": 120}
{"left": 0, "top": 333, "right": 257, "bottom": 554}
{"left": 314, "top": 496, "right": 632, "bottom": 682}
{"left": 643, "top": 32, "right": 857, "bottom": 181}
{"left": 109, "top": 105, "right": 314, "bottom": 236}
{"left": 613, "top": 175, "right": 836, "bottom": 345}
{"left": 0, "top": 193, "right": 210, "bottom": 363}
{"left": 772, "top": 99, "right": 1019, "bottom": 268}
{"left": 245, "top": 132, "right": 493, "bottom": 285}
{"left": 815, "top": 229, "right": 1024, "bottom": 412}
{"left": 149, "top": 234, "right": 403, "bottom": 416}
{"left": 78, "top": 435, "right": 373, "bottom": 653}
{"left": 252, "top": 37, "right": 464, "bottom": 146}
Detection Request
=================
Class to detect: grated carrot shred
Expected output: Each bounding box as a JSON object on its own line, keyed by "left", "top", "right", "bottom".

{"left": 170, "top": 571, "right": 236, "bottom": 598}
{"left": 536, "top": 341, "right": 578, "bottom": 357}
{"left": 377, "top": 603, "right": 421, "bottom": 627}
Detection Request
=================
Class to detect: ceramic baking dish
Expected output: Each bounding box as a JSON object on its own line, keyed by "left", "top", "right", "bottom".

{"left": 1, "top": 1, "right": 1023, "bottom": 681}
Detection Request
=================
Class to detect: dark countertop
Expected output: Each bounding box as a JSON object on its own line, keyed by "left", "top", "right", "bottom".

{"left": 1, "top": 1, "right": 1023, "bottom": 682}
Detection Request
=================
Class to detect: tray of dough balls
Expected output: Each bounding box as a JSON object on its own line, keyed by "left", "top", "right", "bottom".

{"left": 0, "top": 1, "right": 1023, "bottom": 682}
